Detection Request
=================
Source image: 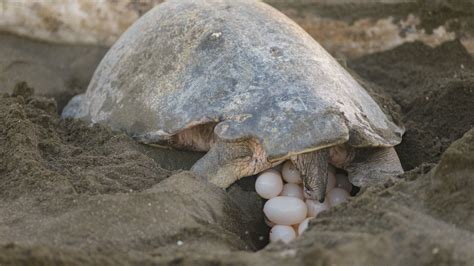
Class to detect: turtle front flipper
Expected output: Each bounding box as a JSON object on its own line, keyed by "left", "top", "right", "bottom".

{"left": 346, "top": 147, "right": 404, "bottom": 187}
{"left": 191, "top": 139, "right": 271, "bottom": 188}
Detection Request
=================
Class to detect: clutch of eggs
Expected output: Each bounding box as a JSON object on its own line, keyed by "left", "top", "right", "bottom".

{"left": 256, "top": 161, "right": 352, "bottom": 244}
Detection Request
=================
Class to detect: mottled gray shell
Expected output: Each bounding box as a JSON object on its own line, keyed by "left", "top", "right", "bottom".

{"left": 66, "top": 0, "right": 403, "bottom": 161}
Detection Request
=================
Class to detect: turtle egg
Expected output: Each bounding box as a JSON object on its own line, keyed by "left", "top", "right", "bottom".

{"left": 326, "top": 171, "right": 337, "bottom": 194}
{"left": 280, "top": 183, "right": 304, "bottom": 200}
{"left": 264, "top": 196, "right": 307, "bottom": 225}
{"left": 328, "top": 187, "right": 350, "bottom": 207}
{"left": 255, "top": 170, "right": 283, "bottom": 199}
{"left": 298, "top": 217, "right": 313, "bottom": 235}
{"left": 335, "top": 173, "right": 352, "bottom": 193}
{"left": 270, "top": 225, "right": 296, "bottom": 244}
{"left": 306, "top": 199, "right": 330, "bottom": 217}
{"left": 281, "top": 161, "right": 302, "bottom": 184}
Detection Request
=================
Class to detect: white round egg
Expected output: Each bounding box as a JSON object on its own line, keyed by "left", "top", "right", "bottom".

{"left": 298, "top": 217, "right": 314, "bottom": 235}
{"left": 281, "top": 161, "right": 302, "bottom": 184}
{"left": 269, "top": 225, "right": 296, "bottom": 244}
{"left": 264, "top": 196, "right": 307, "bottom": 225}
{"left": 306, "top": 199, "right": 330, "bottom": 217}
{"left": 280, "top": 183, "right": 304, "bottom": 200}
{"left": 255, "top": 170, "right": 283, "bottom": 199}
{"left": 328, "top": 187, "right": 350, "bottom": 207}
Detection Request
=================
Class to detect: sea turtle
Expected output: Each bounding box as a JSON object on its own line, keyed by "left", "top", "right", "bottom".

{"left": 63, "top": 0, "right": 404, "bottom": 202}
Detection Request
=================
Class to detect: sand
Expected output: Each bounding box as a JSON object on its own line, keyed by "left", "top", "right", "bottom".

{"left": 0, "top": 33, "right": 107, "bottom": 111}
{"left": 350, "top": 40, "right": 474, "bottom": 170}
{"left": 0, "top": 34, "right": 473, "bottom": 266}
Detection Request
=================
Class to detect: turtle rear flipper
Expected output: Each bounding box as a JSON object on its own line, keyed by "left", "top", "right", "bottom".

{"left": 347, "top": 147, "right": 403, "bottom": 187}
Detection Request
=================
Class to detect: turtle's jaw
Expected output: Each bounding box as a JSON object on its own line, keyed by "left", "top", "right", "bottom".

{"left": 291, "top": 149, "right": 330, "bottom": 203}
